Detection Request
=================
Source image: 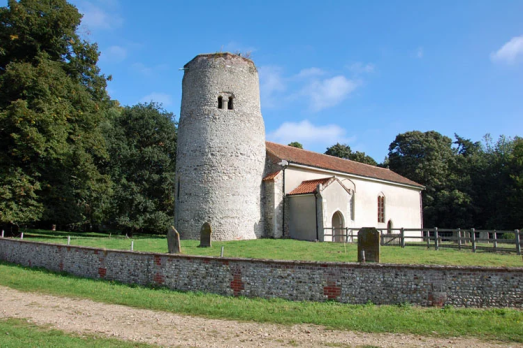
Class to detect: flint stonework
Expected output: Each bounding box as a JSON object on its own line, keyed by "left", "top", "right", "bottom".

{"left": 358, "top": 227, "right": 380, "bottom": 263}
{"left": 174, "top": 53, "right": 266, "bottom": 241}
{"left": 1, "top": 238, "right": 522, "bottom": 308}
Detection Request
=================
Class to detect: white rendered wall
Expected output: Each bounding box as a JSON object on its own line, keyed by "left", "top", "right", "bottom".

{"left": 283, "top": 165, "right": 422, "bottom": 238}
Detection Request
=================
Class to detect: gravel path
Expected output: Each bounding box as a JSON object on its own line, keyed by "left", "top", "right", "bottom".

{"left": 0, "top": 286, "right": 519, "bottom": 348}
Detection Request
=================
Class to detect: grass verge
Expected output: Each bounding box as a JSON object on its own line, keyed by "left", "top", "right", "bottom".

{"left": 0, "top": 318, "right": 154, "bottom": 348}
{"left": 0, "top": 261, "right": 521, "bottom": 343}
{"left": 20, "top": 229, "right": 523, "bottom": 267}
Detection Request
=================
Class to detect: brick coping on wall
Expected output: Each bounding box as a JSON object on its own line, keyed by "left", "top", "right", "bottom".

{"left": 2, "top": 237, "right": 521, "bottom": 273}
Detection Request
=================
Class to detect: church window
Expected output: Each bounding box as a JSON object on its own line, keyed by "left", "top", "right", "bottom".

{"left": 218, "top": 96, "right": 223, "bottom": 109}
{"left": 177, "top": 178, "right": 181, "bottom": 200}
{"left": 378, "top": 195, "right": 385, "bottom": 223}
{"left": 228, "top": 97, "right": 234, "bottom": 110}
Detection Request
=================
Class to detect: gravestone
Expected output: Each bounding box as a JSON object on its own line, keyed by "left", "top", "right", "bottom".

{"left": 167, "top": 226, "right": 181, "bottom": 254}
{"left": 358, "top": 227, "right": 380, "bottom": 262}
{"left": 199, "top": 222, "right": 212, "bottom": 248}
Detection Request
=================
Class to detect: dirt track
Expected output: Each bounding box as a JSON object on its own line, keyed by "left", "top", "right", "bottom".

{"left": 0, "top": 286, "right": 519, "bottom": 348}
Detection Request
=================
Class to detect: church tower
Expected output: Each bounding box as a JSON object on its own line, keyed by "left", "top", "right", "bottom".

{"left": 175, "top": 53, "right": 266, "bottom": 240}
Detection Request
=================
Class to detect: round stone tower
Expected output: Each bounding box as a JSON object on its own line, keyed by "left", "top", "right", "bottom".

{"left": 174, "top": 53, "right": 266, "bottom": 240}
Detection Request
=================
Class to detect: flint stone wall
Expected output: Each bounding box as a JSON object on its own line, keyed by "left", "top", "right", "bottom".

{"left": 0, "top": 238, "right": 521, "bottom": 308}
{"left": 175, "top": 53, "right": 266, "bottom": 241}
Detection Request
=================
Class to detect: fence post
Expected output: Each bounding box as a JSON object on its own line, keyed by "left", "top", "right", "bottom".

{"left": 400, "top": 228, "right": 405, "bottom": 248}
{"left": 130, "top": 240, "right": 134, "bottom": 251}
{"left": 67, "top": 236, "right": 71, "bottom": 245}
{"left": 493, "top": 230, "right": 497, "bottom": 251}
{"left": 471, "top": 228, "right": 476, "bottom": 253}
{"left": 457, "top": 228, "right": 462, "bottom": 250}
{"left": 516, "top": 229, "right": 521, "bottom": 255}
{"left": 434, "top": 227, "right": 439, "bottom": 250}
{"left": 426, "top": 229, "right": 430, "bottom": 249}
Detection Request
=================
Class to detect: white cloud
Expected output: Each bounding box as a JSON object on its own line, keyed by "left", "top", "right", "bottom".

{"left": 295, "top": 67, "right": 325, "bottom": 79}
{"left": 302, "top": 76, "right": 358, "bottom": 112}
{"left": 260, "top": 65, "right": 360, "bottom": 111}
{"left": 347, "top": 62, "right": 375, "bottom": 74}
{"left": 140, "top": 93, "right": 173, "bottom": 106}
{"left": 415, "top": 47, "right": 424, "bottom": 59}
{"left": 77, "top": 1, "right": 123, "bottom": 30}
{"left": 267, "top": 120, "right": 354, "bottom": 148}
{"left": 100, "top": 45, "right": 127, "bottom": 63}
{"left": 258, "top": 66, "right": 286, "bottom": 108}
{"left": 491, "top": 35, "right": 523, "bottom": 64}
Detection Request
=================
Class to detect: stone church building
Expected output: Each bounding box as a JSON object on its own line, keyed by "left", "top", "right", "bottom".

{"left": 174, "top": 53, "right": 424, "bottom": 241}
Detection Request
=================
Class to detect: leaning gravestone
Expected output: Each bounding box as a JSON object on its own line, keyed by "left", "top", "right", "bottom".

{"left": 199, "top": 222, "right": 212, "bottom": 248}
{"left": 167, "top": 226, "right": 181, "bottom": 254}
{"left": 358, "top": 227, "right": 380, "bottom": 263}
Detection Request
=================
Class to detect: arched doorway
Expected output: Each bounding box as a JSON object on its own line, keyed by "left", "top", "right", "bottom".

{"left": 332, "top": 211, "right": 345, "bottom": 242}
{"left": 387, "top": 219, "right": 393, "bottom": 234}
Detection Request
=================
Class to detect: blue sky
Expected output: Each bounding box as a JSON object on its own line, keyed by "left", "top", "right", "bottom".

{"left": 4, "top": 0, "right": 523, "bottom": 162}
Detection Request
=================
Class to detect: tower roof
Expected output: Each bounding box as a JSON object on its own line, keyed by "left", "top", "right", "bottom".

{"left": 183, "top": 52, "right": 256, "bottom": 69}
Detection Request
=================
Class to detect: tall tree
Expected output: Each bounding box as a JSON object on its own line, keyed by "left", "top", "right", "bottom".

{"left": 0, "top": 0, "right": 111, "bottom": 229}
{"left": 388, "top": 131, "right": 462, "bottom": 227}
{"left": 105, "top": 103, "right": 177, "bottom": 234}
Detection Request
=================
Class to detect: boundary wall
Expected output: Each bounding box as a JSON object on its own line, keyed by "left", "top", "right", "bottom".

{"left": 0, "top": 238, "right": 521, "bottom": 308}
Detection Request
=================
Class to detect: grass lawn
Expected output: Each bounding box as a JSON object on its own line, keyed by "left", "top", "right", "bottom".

{"left": 19, "top": 229, "right": 523, "bottom": 267}
{"left": 0, "top": 318, "right": 153, "bottom": 348}
{"left": 0, "top": 262, "right": 522, "bottom": 343}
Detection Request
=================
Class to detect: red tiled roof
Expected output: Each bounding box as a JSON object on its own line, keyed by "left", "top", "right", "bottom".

{"left": 262, "top": 170, "right": 281, "bottom": 181}
{"left": 266, "top": 142, "right": 423, "bottom": 188}
{"left": 288, "top": 177, "right": 333, "bottom": 195}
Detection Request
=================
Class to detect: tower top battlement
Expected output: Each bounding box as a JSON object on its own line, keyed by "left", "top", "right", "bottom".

{"left": 183, "top": 52, "right": 256, "bottom": 71}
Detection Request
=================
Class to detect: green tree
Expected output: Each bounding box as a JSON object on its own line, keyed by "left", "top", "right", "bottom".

{"left": 105, "top": 103, "right": 177, "bottom": 234}
{"left": 288, "top": 141, "right": 303, "bottom": 149}
{"left": 349, "top": 151, "right": 377, "bottom": 166}
{"left": 325, "top": 143, "right": 377, "bottom": 165}
{"left": 0, "top": 0, "right": 111, "bottom": 229}
{"left": 388, "top": 131, "right": 465, "bottom": 227}
{"left": 325, "top": 143, "right": 351, "bottom": 159}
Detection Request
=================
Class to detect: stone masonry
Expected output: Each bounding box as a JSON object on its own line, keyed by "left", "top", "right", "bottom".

{"left": 1, "top": 238, "right": 521, "bottom": 308}
{"left": 174, "top": 53, "right": 266, "bottom": 241}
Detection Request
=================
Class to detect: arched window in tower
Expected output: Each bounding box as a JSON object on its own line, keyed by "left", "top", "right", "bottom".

{"left": 217, "top": 96, "right": 223, "bottom": 109}
{"left": 377, "top": 195, "right": 385, "bottom": 223}
{"left": 228, "top": 97, "right": 234, "bottom": 110}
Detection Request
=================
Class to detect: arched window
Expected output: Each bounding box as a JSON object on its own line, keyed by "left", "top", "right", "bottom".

{"left": 227, "top": 97, "right": 234, "bottom": 110}
{"left": 377, "top": 195, "right": 385, "bottom": 223}
{"left": 218, "top": 96, "right": 223, "bottom": 109}
{"left": 387, "top": 219, "right": 393, "bottom": 234}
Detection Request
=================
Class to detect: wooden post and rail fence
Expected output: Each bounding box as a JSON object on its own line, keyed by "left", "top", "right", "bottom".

{"left": 323, "top": 227, "right": 522, "bottom": 255}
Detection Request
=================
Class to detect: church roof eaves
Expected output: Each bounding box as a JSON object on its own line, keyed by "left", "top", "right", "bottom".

{"left": 262, "top": 170, "right": 281, "bottom": 181}
{"left": 265, "top": 141, "right": 424, "bottom": 189}
{"left": 288, "top": 177, "right": 334, "bottom": 195}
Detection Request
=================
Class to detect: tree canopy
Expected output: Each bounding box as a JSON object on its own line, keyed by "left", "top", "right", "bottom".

{"left": 325, "top": 143, "right": 377, "bottom": 165}
{"left": 104, "top": 103, "right": 177, "bottom": 234}
{"left": 288, "top": 141, "right": 303, "bottom": 149}
{"left": 0, "top": 0, "right": 111, "bottom": 228}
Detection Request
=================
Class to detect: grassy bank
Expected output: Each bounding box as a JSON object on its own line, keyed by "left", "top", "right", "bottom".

{"left": 0, "top": 318, "right": 153, "bottom": 348}
{"left": 0, "top": 262, "right": 521, "bottom": 342}
{"left": 19, "top": 229, "right": 523, "bottom": 267}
